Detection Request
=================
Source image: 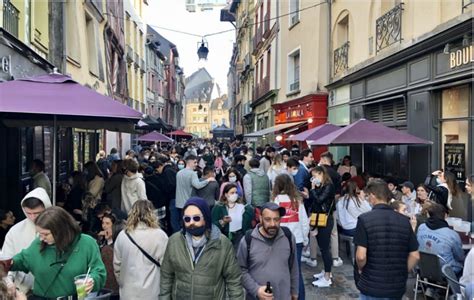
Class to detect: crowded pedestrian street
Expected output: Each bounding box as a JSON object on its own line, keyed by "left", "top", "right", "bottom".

{"left": 0, "top": 0, "right": 473, "bottom": 300}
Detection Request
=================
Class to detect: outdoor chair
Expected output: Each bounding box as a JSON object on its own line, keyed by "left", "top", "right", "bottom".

{"left": 338, "top": 233, "right": 355, "bottom": 266}
{"left": 414, "top": 250, "right": 449, "bottom": 300}
{"left": 441, "top": 264, "right": 466, "bottom": 300}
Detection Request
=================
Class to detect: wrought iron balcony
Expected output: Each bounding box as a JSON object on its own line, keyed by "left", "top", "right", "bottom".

{"left": 333, "top": 41, "right": 350, "bottom": 75}
{"left": 376, "top": 3, "right": 403, "bottom": 53}
{"left": 126, "top": 45, "right": 133, "bottom": 63}
{"left": 3, "top": 0, "right": 19, "bottom": 38}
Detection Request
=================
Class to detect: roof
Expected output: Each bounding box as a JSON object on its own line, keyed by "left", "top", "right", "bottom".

{"left": 210, "top": 95, "right": 228, "bottom": 110}
{"left": 184, "top": 68, "right": 215, "bottom": 101}
{"left": 147, "top": 27, "right": 178, "bottom": 62}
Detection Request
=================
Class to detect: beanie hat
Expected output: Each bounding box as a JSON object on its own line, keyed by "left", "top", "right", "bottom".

{"left": 183, "top": 197, "right": 212, "bottom": 230}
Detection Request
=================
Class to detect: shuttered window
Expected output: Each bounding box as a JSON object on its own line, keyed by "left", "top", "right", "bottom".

{"left": 364, "top": 98, "right": 407, "bottom": 128}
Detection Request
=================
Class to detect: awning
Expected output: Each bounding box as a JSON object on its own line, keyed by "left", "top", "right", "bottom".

{"left": 244, "top": 121, "right": 305, "bottom": 139}
{"left": 0, "top": 73, "right": 142, "bottom": 132}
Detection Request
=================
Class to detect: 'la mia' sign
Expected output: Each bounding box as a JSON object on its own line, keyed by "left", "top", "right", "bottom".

{"left": 450, "top": 45, "right": 474, "bottom": 69}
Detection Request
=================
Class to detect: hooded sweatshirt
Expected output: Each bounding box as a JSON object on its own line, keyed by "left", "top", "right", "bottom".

{"left": 2, "top": 188, "right": 52, "bottom": 293}
{"left": 121, "top": 172, "right": 147, "bottom": 213}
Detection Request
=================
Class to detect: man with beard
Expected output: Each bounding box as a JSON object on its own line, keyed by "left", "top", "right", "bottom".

{"left": 160, "top": 197, "right": 244, "bottom": 299}
{"left": 237, "top": 202, "right": 299, "bottom": 300}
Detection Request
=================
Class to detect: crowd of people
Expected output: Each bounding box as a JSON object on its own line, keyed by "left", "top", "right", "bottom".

{"left": 0, "top": 139, "right": 473, "bottom": 300}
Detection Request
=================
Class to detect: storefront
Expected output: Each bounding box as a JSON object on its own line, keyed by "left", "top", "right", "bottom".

{"left": 327, "top": 18, "right": 473, "bottom": 185}
{"left": 272, "top": 93, "right": 328, "bottom": 151}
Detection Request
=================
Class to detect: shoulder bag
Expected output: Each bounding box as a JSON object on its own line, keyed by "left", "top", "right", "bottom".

{"left": 125, "top": 232, "right": 160, "bottom": 267}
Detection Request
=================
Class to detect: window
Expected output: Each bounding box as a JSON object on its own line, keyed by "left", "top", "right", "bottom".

{"left": 288, "top": 49, "right": 300, "bottom": 92}
{"left": 289, "top": 0, "right": 299, "bottom": 27}
{"left": 336, "top": 15, "right": 349, "bottom": 48}
{"left": 85, "top": 14, "right": 100, "bottom": 77}
{"left": 66, "top": 1, "right": 80, "bottom": 63}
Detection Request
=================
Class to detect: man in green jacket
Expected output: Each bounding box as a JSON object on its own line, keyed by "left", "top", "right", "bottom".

{"left": 159, "top": 197, "right": 244, "bottom": 300}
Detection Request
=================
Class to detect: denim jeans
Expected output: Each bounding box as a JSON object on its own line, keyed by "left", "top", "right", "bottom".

{"left": 296, "top": 243, "right": 305, "bottom": 300}
{"left": 360, "top": 294, "right": 401, "bottom": 300}
{"left": 169, "top": 199, "right": 182, "bottom": 233}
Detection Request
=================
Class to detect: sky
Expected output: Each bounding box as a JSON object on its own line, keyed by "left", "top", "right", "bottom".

{"left": 144, "top": 0, "right": 236, "bottom": 95}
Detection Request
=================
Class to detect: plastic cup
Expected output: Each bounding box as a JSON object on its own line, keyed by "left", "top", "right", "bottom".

{"left": 74, "top": 274, "right": 89, "bottom": 300}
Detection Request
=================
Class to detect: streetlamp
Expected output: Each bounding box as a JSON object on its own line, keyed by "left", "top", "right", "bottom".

{"left": 197, "top": 39, "right": 209, "bottom": 60}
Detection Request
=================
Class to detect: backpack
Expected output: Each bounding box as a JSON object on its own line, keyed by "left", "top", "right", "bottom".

{"left": 244, "top": 226, "right": 294, "bottom": 270}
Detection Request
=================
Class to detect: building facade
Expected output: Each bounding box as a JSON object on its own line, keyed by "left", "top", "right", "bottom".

{"left": 328, "top": 0, "right": 473, "bottom": 183}
{"left": 146, "top": 25, "right": 167, "bottom": 120}
{"left": 210, "top": 95, "right": 230, "bottom": 129}
{"left": 185, "top": 101, "right": 211, "bottom": 138}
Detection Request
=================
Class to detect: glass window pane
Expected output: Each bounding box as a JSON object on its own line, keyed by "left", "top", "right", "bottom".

{"left": 441, "top": 120, "right": 469, "bottom": 181}
{"left": 442, "top": 85, "right": 469, "bottom": 118}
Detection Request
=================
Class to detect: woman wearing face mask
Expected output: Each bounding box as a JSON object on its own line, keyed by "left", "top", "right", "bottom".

{"left": 219, "top": 168, "right": 244, "bottom": 199}
{"left": 267, "top": 154, "right": 287, "bottom": 187}
{"left": 308, "top": 166, "right": 335, "bottom": 288}
{"left": 177, "top": 159, "right": 186, "bottom": 171}
{"left": 212, "top": 184, "right": 254, "bottom": 250}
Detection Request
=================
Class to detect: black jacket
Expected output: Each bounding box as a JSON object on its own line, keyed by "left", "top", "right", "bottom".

{"left": 354, "top": 204, "right": 418, "bottom": 298}
{"left": 322, "top": 164, "right": 341, "bottom": 195}
{"left": 309, "top": 183, "right": 335, "bottom": 214}
{"left": 156, "top": 164, "right": 177, "bottom": 205}
{"left": 424, "top": 175, "right": 449, "bottom": 210}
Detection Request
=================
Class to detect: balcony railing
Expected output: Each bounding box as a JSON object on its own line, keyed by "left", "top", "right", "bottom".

{"left": 253, "top": 76, "right": 270, "bottom": 101}
{"left": 3, "top": 0, "right": 19, "bottom": 38}
{"left": 334, "top": 41, "right": 350, "bottom": 75}
{"left": 376, "top": 3, "right": 403, "bottom": 53}
{"left": 263, "top": 13, "right": 270, "bottom": 38}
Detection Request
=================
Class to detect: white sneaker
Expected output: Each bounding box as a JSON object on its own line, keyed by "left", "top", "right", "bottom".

{"left": 301, "top": 256, "right": 310, "bottom": 263}
{"left": 302, "top": 248, "right": 310, "bottom": 258}
{"left": 333, "top": 257, "right": 343, "bottom": 267}
{"left": 312, "top": 276, "right": 332, "bottom": 287}
{"left": 313, "top": 271, "right": 333, "bottom": 280}
{"left": 306, "top": 259, "right": 318, "bottom": 268}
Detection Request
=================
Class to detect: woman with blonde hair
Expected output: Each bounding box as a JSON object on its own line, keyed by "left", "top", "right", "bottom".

{"left": 267, "top": 153, "right": 287, "bottom": 186}
{"left": 113, "top": 200, "right": 168, "bottom": 300}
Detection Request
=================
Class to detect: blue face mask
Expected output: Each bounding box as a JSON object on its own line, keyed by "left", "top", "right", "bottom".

{"left": 185, "top": 225, "right": 206, "bottom": 237}
{"left": 436, "top": 177, "right": 442, "bottom": 185}
{"left": 178, "top": 164, "right": 185, "bottom": 170}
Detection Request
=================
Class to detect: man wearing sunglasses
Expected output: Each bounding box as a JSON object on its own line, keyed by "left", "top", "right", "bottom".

{"left": 160, "top": 197, "right": 244, "bottom": 299}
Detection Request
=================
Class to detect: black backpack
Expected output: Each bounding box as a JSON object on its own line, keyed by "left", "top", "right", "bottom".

{"left": 244, "top": 226, "right": 294, "bottom": 270}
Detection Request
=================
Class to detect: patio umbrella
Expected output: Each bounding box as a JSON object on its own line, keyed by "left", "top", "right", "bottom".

{"left": 0, "top": 73, "right": 143, "bottom": 204}
{"left": 137, "top": 131, "right": 174, "bottom": 143}
{"left": 287, "top": 123, "right": 341, "bottom": 141}
{"left": 308, "top": 119, "right": 432, "bottom": 171}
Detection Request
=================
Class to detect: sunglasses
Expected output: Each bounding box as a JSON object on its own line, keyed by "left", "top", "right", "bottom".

{"left": 183, "top": 214, "right": 203, "bottom": 223}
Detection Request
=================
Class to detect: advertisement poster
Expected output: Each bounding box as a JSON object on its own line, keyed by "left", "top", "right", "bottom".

{"left": 444, "top": 143, "right": 465, "bottom": 181}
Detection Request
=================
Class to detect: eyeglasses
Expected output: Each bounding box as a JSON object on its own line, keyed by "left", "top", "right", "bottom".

{"left": 183, "top": 214, "right": 203, "bottom": 223}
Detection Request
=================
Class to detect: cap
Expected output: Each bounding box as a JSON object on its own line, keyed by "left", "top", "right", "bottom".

{"left": 401, "top": 181, "right": 415, "bottom": 191}
{"left": 260, "top": 202, "right": 286, "bottom": 217}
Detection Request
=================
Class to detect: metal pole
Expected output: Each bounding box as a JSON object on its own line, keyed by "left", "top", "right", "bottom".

{"left": 52, "top": 116, "right": 57, "bottom": 206}
{"left": 362, "top": 144, "right": 365, "bottom": 173}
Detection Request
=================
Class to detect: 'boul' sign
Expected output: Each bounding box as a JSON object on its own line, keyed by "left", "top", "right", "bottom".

{"left": 449, "top": 45, "right": 474, "bottom": 69}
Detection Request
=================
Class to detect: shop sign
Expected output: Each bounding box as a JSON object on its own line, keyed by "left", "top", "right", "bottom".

{"left": 449, "top": 45, "right": 474, "bottom": 69}
{"left": 1, "top": 55, "right": 12, "bottom": 76}
{"left": 444, "top": 143, "right": 465, "bottom": 181}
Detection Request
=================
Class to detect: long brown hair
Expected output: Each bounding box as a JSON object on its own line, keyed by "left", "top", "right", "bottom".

{"left": 343, "top": 180, "right": 361, "bottom": 208}
{"left": 444, "top": 171, "right": 460, "bottom": 197}
{"left": 219, "top": 183, "right": 244, "bottom": 205}
{"left": 272, "top": 174, "right": 301, "bottom": 210}
{"left": 311, "top": 165, "right": 333, "bottom": 186}
{"left": 35, "top": 207, "right": 81, "bottom": 254}
{"left": 126, "top": 200, "right": 159, "bottom": 232}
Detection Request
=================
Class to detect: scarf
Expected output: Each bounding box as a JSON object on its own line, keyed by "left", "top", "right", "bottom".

{"left": 185, "top": 232, "right": 208, "bottom": 263}
{"left": 425, "top": 217, "right": 449, "bottom": 230}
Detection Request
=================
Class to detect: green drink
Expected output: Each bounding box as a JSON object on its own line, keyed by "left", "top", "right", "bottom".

{"left": 74, "top": 274, "right": 89, "bottom": 300}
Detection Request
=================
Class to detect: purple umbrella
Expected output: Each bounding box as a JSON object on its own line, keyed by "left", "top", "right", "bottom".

{"left": 0, "top": 73, "right": 143, "bottom": 204}
{"left": 287, "top": 123, "right": 341, "bottom": 141}
{"left": 308, "top": 119, "right": 432, "bottom": 171}
{"left": 137, "top": 131, "right": 174, "bottom": 143}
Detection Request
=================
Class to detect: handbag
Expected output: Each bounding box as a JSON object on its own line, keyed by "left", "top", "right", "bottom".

{"left": 125, "top": 232, "right": 160, "bottom": 267}
{"left": 309, "top": 200, "right": 334, "bottom": 228}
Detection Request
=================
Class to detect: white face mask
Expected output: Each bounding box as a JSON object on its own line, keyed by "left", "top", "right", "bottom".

{"left": 227, "top": 193, "right": 238, "bottom": 203}
{"left": 291, "top": 169, "right": 298, "bottom": 176}
{"left": 228, "top": 176, "right": 237, "bottom": 183}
